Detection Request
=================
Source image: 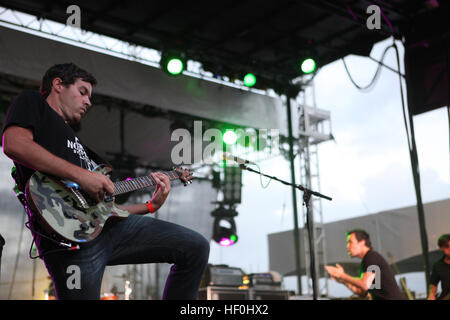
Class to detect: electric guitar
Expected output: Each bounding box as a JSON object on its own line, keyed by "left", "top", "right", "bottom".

{"left": 25, "top": 165, "right": 193, "bottom": 243}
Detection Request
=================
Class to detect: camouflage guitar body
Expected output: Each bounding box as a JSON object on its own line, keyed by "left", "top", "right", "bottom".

{"left": 25, "top": 166, "right": 192, "bottom": 243}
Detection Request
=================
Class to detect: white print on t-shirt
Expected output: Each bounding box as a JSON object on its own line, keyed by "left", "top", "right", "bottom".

{"left": 67, "top": 137, "right": 96, "bottom": 171}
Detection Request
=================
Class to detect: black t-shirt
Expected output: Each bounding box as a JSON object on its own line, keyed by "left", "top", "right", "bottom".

{"left": 430, "top": 257, "right": 450, "bottom": 299}
{"left": 2, "top": 90, "right": 99, "bottom": 190}
{"left": 361, "top": 250, "right": 406, "bottom": 300}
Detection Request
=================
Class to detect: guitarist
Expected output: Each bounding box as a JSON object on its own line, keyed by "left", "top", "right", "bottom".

{"left": 428, "top": 234, "right": 450, "bottom": 300}
{"left": 2, "top": 63, "right": 210, "bottom": 300}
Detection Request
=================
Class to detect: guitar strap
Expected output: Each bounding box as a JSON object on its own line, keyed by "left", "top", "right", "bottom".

{"left": 11, "top": 166, "right": 28, "bottom": 207}
{"left": 84, "top": 145, "right": 114, "bottom": 173}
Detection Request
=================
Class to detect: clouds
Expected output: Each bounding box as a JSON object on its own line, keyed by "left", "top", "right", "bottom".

{"left": 361, "top": 164, "right": 449, "bottom": 214}
{"left": 413, "top": 109, "right": 450, "bottom": 183}
{"left": 311, "top": 38, "right": 449, "bottom": 223}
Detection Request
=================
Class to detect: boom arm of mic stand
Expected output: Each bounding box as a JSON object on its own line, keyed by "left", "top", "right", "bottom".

{"left": 240, "top": 163, "right": 331, "bottom": 300}
{"left": 239, "top": 164, "right": 332, "bottom": 202}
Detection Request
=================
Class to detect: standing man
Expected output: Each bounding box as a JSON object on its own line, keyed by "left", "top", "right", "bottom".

{"left": 325, "top": 229, "right": 405, "bottom": 300}
{"left": 2, "top": 63, "right": 210, "bottom": 299}
{"left": 428, "top": 234, "right": 450, "bottom": 300}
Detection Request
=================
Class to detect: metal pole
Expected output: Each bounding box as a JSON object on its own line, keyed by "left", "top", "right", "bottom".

{"left": 32, "top": 255, "right": 36, "bottom": 299}
{"left": 286, "top": 96, "right": 303, "bottom": 295}
{"left": 407, "top": 113, "right": 430, "bottom": 291}
{"left": 304, "top": 192, "right": 318, "bottom": 300}
{"left": 403, "top": 42, "right": 431, "bottom": 293}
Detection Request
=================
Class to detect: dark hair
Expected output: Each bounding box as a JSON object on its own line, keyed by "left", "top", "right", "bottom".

{"left": 40, "top": 63, "right": 97, "bottom": 97}
{"left": 346, "top": 229, "right": 372, "bottom": 249}
{"left": 438, "top": 234, "right": 450, "bottom": 247}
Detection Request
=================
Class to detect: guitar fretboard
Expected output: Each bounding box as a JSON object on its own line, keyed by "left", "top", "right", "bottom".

{"left": 113, "top": 171, "right": 179, "bottom": 196}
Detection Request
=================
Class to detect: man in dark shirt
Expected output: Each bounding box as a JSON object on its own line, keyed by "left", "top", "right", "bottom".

{"left": 428, "top": 234, "right": 450, "bottom": 300}
{"left": 325, "top": 229, "right": 405, "bottom": 300}
{"left": 2, "top": 63, "right": 210, "bottom": 299}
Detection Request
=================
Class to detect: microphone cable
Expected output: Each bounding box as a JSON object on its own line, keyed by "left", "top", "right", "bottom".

{"left": 341, "top": 42, "right": 395, "bottom": 92}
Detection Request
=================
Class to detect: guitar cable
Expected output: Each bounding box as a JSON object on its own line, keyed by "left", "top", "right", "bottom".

{"left": 21, "top": 207, "right": 81, "bottom": 259}
{"left": 25, "top": 219, "right": 80, "bottom": 260}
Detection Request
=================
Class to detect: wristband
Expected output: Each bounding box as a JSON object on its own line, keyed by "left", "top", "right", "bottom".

{"left": 146, "top": 201, "right": 155, "bottom": 213}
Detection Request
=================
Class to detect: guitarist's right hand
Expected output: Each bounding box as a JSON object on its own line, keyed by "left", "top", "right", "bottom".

{"left": 76, "top": 170, "right": 115, "bottom": 203}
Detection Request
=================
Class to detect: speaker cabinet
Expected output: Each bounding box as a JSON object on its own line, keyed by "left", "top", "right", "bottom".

{"left": 249, "top": 288, "right": 289, "bottom": 300}
{"left": 198, "top": 286, "right": 249, "bottom": 300}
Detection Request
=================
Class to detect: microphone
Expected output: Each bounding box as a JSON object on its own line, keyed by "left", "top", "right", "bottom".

{"left": 222, "top": 152, "right": 257, "bottom": 165}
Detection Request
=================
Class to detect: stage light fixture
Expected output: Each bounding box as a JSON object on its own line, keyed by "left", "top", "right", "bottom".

{"left": 243, "top": 73, "right": 256, "bottom": 87}
{"left": 213, "top": 216, "right": 238, "bottom": 247}
{"left": 211, "top": 206, "right": 239, "bottom": 247}
{"left": 160, "top": 51, "right": 186, "bottom": 76}
{"left": 167, "top": 58, "right": 184, "bottom": 75}
{"left": 223, "top": 166, "right": 242, "bottom": 204}
{"left": 300, "top": 57, "right": 317, "bottom": 74}
{"left": 223, "top": 130, "right": 237, "bottom": 145}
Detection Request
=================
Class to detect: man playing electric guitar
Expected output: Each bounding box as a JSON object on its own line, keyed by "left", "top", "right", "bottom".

{"left": 2, "top": 63, "right": 210, "bottom": 300}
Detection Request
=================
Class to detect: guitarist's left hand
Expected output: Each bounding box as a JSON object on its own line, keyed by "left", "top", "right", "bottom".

{"left": 149, "top": 172, "right": 171, "bottom": 211}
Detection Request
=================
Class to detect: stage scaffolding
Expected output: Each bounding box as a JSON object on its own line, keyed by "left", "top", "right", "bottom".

{"left": 297, "top": 80, "right": 333, "bottom": 297}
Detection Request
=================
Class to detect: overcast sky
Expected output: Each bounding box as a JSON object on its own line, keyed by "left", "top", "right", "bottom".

{"left": 207, "top": 37, "right": 450, "bottom": 297}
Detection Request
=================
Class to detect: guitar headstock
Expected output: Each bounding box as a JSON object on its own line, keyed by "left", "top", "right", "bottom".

{"left": 173, "top": 167, "right": 194, "bottom": 186}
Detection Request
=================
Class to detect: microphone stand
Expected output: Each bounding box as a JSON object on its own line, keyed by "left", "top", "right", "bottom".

{"left": 239, "top": 164, "right": 332, "bottom": 300}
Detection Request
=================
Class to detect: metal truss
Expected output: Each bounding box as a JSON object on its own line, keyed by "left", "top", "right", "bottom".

{"left": 0, "top": 6, "right": 273, "bottom": 97}
{"left": 297, "top": 80, "right": 332, "bottom": 297}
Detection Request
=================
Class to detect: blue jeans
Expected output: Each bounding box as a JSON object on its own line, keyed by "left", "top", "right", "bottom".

{"left": 36, "top": 214, "right": 210, "bottom": 300}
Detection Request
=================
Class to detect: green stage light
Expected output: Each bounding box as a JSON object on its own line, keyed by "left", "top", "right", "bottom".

{"left": 223, "top": 130, "right": 237, "bottom": 145}
{"left": 166, "top": 58, "right": 184, "bottom": 75}
{"left": 301, "top": 58, "right": 316, "bottom": 74}
{"left": 160, "top": 51, "right": 186, "bottom": 76}
{"left": 243, "top": 73, "right": 256, "bottom": 87}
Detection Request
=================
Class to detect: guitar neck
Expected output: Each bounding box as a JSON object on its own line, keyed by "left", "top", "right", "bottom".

{"left": 113, "top": 170, "right": 178, "bottom": 196}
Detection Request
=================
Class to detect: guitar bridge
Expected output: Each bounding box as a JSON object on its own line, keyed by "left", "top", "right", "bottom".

{"left": 71, "top": 188, "right": 90, "bottom": 209}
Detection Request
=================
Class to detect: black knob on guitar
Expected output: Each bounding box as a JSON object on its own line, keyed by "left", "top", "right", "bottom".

{"left": 63, "top": 210, "right": 74, "bottom": 219}
{"left": 80, "top": 222, "right": 89, "bottom": 231}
